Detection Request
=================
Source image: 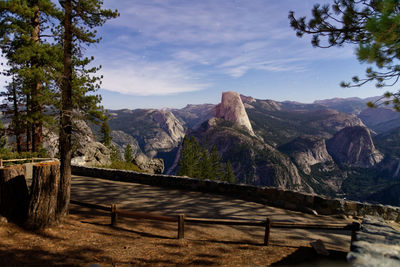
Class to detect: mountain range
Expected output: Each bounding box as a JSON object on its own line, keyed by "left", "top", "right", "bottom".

{"left": 96, "top": 93, "right": 400, "bottom": 206}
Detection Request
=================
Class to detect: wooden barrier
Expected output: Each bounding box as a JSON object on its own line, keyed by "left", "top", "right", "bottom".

{"left": 70, "top": 199, "right": 359, "bottom": 245}
{"left": 178, "top": 214, "right": 185, "bottom": 239}
{"left": 350, "top": 221, "right": 361, "bottom": 250}
{"left": 0, "top": 158, "right": 56, "bottom": 168}
{"left": 70, "top": 200, "right": 111, "bottom": 212}
{"left": 271, "top": 221, "right": 351, "bottom": 230}
{"left": 111, "top": 204, "right": 118, "bottom": 226}
{"left": 264, "top": 218, "right": 271, "bottom": 246}
{"left": 185, "top": 217, "right": 265, "bottom": 226}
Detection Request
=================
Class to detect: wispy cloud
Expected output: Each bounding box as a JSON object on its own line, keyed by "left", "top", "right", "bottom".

{"left": 97, "top": 0, "right": 356, "bottom": 95}
{"left": 99, "top": 55, "right": 208, "bottom": 96}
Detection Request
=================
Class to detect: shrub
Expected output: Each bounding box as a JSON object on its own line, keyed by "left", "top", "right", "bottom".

{"left": 97, "top": 161, "right": 144, "bottom": 172}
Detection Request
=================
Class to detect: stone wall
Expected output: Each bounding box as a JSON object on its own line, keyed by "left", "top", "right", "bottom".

{"left": 72, "top": 165, "right": 400, "bottom": 222}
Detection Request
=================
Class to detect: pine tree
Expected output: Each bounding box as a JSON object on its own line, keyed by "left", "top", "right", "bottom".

{"left": 100, "top": 117, "right": 112, "bottom": 147}
{"left": 210, "top": 145, "right": 223, "bottom": 180}
{"left": 177, "top": 136, "right": 236, "bottom": 182}
{"left": 0, "top": 0, "right": 61, "bottom": 152}
{"left": 110, "top": 145, "right": 121, "bottom": 162}
{"left": 124, "top": 144, "right": 133, "bottom": 163}
{"left": 178, "top": 136, "right": 203, "bottom": 177}
{"left": 224, "top": 161, "right": 236, "bottom": 183}
{"left": 177, "top": 136, "right": 192, "bottom": 176}
{"left": 57, "top": 0, "right": 118, "bottom": 218}
{"left": 199, "top": 148, "right": 213, "bottom": 179}
{"left": 0, "top": 121, "right": 8, "bottom": 153}
{"left": 289, "top": 0, "right": 400, "bottom": 110}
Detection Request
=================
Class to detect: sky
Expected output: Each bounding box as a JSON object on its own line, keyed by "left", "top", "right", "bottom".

{"left": 0, "top": 0, "right": 388, "bottom": 109}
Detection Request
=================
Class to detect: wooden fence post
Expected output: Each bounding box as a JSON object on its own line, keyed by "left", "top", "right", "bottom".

{"left": 264, "top": 218, "right": 271, "bottom": 246}
{"left": 351, "top": 221, "right": 360, "bottom": 249}
{"left": 111, "top": 204, "right": 118, "bottom": 227}
{"left": 178, "top": 214, "right": 185, "bottom": 239}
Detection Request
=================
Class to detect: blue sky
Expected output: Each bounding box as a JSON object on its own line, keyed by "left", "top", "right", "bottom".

{"left": 0, "top": 0, "right": 387, "bottom": 109}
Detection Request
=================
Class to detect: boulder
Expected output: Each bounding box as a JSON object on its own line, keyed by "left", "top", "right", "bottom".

{"left": 132, "top": 153, "right": 164, "bottom": 174}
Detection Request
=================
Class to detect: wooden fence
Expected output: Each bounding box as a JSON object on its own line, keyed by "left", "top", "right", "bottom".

{"left": 70, "top": 200, "right": 361, "bottom": 246}
{"left": 0, "top": 158, "right": 57, "bottom": 168}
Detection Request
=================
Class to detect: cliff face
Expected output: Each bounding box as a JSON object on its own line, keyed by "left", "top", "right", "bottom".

{"left": 214, "top": 91, "right": 255, "bottom": 136}
{"left": 279, "top": 136, "right": 334, "bottom": 175}
{"left": 43, "top": 120, "right": 111, "bottom": 167}
{"left": 169, "top": 104, "right": 215, "bottom": 129}
{"left": 191, "top": 118, "right": 312, "bottom": 192}
{"left": 109, "top": 109, "right": 185, "bottom": 158}
{"left": 326, "top": 126, "right": 383, "bottom": 168}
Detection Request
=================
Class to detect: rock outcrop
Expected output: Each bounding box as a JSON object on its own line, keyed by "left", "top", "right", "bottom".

{"left": 214, "top": 91, "right": 255, "bottom": 136}
{"left": 111, "top": 130, "right": 142, "bottom": 157}
{"left": 43, "top": 120, "right": 111, "bottom": 166}
{"left": 279, "top": 136, "right": 334, "bottom": 175}
{"left": 109, "top": 109, "right": 185, "bottom": 158}
{"left": 132, "top": 153, "right": 164, "bottom": 174}
{"left": 169, "top": 104, "right": 215, "bottom": 129}
{"left": 70, "top": 120, "right": 111, "bottom": 166}
{"left": 326, "top": 126, "right": 383, "bottom": 168}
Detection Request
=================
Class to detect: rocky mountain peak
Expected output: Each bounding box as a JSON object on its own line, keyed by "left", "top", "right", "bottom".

{"left": 240, "top": 94, "right": 256, "bottom": 104}
{"left": 214, "top": 91, "right": 255, "bottom": 135}
{"left": 326, "top": 126, "right": 383, "bottom": 168}
{"left": 152, "top": 110, "right": 185, "bottom": 142}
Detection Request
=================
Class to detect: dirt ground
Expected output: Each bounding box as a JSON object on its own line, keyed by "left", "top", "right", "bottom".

{"left": 0, "top": 175, "right": 355, "bottom": 266}
{"left": 0, "top": 205, "right": 350, "bottom": 267}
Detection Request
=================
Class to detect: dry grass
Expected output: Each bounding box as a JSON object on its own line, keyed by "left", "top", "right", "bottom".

{"left": 0, "top": 204, "right": 350, "bottom": 267}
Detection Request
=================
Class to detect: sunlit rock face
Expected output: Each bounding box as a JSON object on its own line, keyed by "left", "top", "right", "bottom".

{"left": 279, "top": 136, "right": 334, "bottom": 175}
{"left": 43, "top": 120, "right": 111, "bottom": 166}
{"left": 326, "top": 126, "right": 383, "bottom": 168}
{"left": 214, "top": 91, "right": 255, "bottom": 136}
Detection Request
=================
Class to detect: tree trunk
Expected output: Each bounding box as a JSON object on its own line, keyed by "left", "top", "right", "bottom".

{"left": 25, "top": 90, "right": 32, "bottom": 152}
{"left": 58, "top": 0, "right": 73, "bottom": 219}
{"left": 0, "top": 165, "right": 28, "bottom": 223}
{"left": 31, "top": 1, "right": 42, "bottom": 152}
{"left": 25, "top": 162, "right": 60, "bottom": 230}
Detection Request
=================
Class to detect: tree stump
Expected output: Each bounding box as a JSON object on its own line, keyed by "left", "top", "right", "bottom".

{"left": 25, "top": 161, "right": 60, "bottom": 230}
{"left": 0, "top": 164, "right": 28, "bottom": 223}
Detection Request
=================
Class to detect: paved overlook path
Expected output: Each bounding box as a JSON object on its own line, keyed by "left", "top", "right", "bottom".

{"left": 70, "top": 175, "right": 352, "bottom": 251}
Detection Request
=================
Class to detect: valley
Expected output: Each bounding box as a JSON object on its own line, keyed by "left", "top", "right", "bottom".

{"left": 95, "top": 92, "right": 400, "bottom": 207}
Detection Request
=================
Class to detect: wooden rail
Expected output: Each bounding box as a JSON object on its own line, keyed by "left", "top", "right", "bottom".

{"left": 0, "top": 158, "right": 57, "bottom": 168}
{"left": 271, "top": 222, "right": 352, "bottom": 230}
{"left": 185, "top": 217, "right": 265, "bottom": 226}
{"left": 70, "top": 200, "right": 360, "bottom": 246}
{"left": 70, "top": 200, "right": 111, "bottom": 212}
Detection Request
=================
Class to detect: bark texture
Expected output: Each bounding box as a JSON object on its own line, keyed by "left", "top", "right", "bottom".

{"left": 0, "top": 165, "right": 28, "bottom": 223}
{"left": 58, "top": 0, "right": 73, "bottom": 218}
{"left": 25, "top": 162, "right": 60, "bottom": 230}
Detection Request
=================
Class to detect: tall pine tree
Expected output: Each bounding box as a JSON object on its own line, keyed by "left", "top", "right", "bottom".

{"left": 57, "top": 0, "right": 118, "bottom": 218}
{"left": 0, "top": 0, "right": 61, "bottom": 152}
{"left": 177, "top": 136, "right": 236, "bottom": 182}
